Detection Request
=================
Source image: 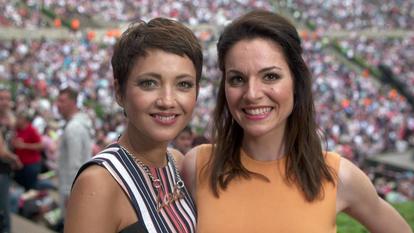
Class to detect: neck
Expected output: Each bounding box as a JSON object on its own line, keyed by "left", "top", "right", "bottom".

{"left": 65, "top": 109, "right": 79, "bottom": 121}
{"left": 242, "top": 130, "right": 286, "bottom": 161}
{"left": 19, "top": 122, "right": 29, "bottom": 130}
{"left": 118, "top": 127, "right": 169, "bottom": 167}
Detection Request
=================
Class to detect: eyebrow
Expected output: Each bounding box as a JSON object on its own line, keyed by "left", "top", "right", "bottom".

{"left": 258, "top": 66, "right": 282, "bottom": 73}
{"left": 137, "top": 72, "right": 195, "bottom": 80}
{"left": 226, "top": 66, "right": 282, "bottom": 75}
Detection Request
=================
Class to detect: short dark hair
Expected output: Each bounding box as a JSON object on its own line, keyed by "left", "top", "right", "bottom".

{"left": 16, "top": 110, "right": 33, "bottom": 122}
{"left": 180, "top": 125, "right": 193, "bottom": 135}
{"left": 209, "top": 10, "right": 335, "bottom": 201}
{"left": 111, "top": 18, "right": 203, "bottom": 97}
{"left": 59, "top": 87, "right": 78, "bottom": 102}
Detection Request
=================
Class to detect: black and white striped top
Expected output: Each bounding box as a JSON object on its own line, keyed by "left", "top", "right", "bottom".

{"left": 75, "top": 143, "right": 197, "bottom": 233}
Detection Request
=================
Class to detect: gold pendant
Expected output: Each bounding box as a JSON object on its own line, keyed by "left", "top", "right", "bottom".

{"left": 156, "top": 186, "right": 183, "bottom": 212}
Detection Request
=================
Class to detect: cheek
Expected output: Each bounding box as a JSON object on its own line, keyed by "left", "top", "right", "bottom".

{"left": 178, "top": 92, "right": 197, "bottom": 111}
{"left": 125, "top": 91, "right": 150, "bottom": 113}
{"left": 224, "top": 87, "right": 240, "bottom": 108}
{"left": 269, "top": 82, "right": 294, "bottom": 101}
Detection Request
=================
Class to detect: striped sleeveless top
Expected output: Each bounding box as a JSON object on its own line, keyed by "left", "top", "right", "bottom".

{"left": 76, "top": 143, "right": 197, "bottom": 233}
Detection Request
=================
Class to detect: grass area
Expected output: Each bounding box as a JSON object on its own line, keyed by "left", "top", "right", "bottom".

{"left": 337, "top": 201, "right": 414, "bottom": 232}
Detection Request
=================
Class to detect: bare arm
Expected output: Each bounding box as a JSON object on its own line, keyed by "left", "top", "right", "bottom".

{"left": 181, "top": 147, "right": 198, "bottom": 200}
{"left": 0, "top": 133, "right": 22, "bottom": 169}
{"left": 13, "top": 139, "right": 44, "bottom": 151}
{"left": 24, "top": 142, "right": 44, "bottom": 150}
{"left": 0, "top": 133, "right": 10, "bottom": 157}
{"left": 337, "top": 157, "right": 412, "bottom": 233}
{"left": 64, "top": 165, "right": 125, "bottom": 233}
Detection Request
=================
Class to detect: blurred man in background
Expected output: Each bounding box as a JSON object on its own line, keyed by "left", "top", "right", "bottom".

{"left": 56, "top": 88, "right": 93, "bottom": 217}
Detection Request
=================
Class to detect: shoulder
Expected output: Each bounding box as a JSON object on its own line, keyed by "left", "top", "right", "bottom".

{"left": 67, "top": 113, "right": 91, "bottom": 127}
{"left": 70, "top": 164, "right": 124, "bottom": 212}
{"left": 185, "top": 144, "right": 212, "bottom": 169}
{"left": 323, "top": 151, "right": 341, "bottom": 170}
{"left": 72, "top": 165, "right": 120, "bottom": 198}
{"left": 190, "top": 144, "right": 212, "bottom": 161}
{"left": 324, "top": 151, "right": 340, "bottom": 162}
{"left": 64, "top": 120, "right": 81, "bottom": 133}
{"left": 66, "top": 165, "right": 125, "bottom": 232}
{"left": 169, "top": 148, "right": 185, "bottom": 171}
{"left": 181, "top": 144, "right": 212, "bottom": 198}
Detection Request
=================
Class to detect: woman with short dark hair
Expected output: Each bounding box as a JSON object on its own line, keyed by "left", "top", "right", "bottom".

{"left": 65, "top": 17, "right": 203, "bottom": 233}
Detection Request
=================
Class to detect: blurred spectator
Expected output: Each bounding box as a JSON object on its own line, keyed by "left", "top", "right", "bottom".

{"left": 40, "top": 124, "right": 59, "bottom": 172}
{"left": 55, "top": 87, "right": 93, "bottom": 215}
{"left": 13, "top": 110, "right": 44, "bottom": 191}
{"left": 192, "top": 134, "right": 210, "bottom": 147}
{"left": 172, "top": 125, "right": 193, "bottom": 154}
{"left": 0, "top": 87, "right": 22, "bottom": 233}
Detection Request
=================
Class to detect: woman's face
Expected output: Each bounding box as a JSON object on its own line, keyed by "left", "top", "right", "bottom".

{"left": 224, "top": 38, "right": 294, "bottom": 139}
{"left": 117, "top": 49, "right": 197, "bottom": 143}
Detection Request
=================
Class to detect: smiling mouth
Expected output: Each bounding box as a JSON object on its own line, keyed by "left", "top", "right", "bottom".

{"left": 243, "top": 107, "right": 273, "bottom": 116}
{"left": 151, "top": 114, "right": 177, "bottom": 121}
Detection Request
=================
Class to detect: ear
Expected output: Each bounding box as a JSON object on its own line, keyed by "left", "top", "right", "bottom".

{"left": 114, "top": 79, "right": 124, "bottom": 108}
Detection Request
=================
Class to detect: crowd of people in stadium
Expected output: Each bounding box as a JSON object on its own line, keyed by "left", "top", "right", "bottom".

{"left": 284, "top": 0, "right": 414, "bottom": 30}
{"left": 338, "top": 37, "right": 414, "bottom": 96}
{"left": 0, "top": 0, "right": 413, "bottom": 231}
{"left": 1, "top": 0, "right": 272, "bottom": 27}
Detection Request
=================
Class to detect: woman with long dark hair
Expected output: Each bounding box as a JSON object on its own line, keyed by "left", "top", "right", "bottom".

{"left": 183, "top": 10, "right": 411, "bottom": 233}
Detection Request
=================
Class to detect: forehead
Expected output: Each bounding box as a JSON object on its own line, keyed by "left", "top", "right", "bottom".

{"left": 178, "top": 131, "right": 192, "bottom": 137}
{"left": 226, "top": 38, "right": 287, "bottom": 66}
{"left": 130, "top": 49, "right": 196, "bottom": 78}
{"left": 58, "top": 93, "right": 71, "bottom": 101}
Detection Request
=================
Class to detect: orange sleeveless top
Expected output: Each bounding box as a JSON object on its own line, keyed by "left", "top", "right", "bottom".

{"left": 195, "top": 144, "right": 340, "bottom": 233}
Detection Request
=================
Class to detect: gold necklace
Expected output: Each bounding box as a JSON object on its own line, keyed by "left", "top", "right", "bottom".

{"left": 119, "top": 145, "right": 184, "bottom": 211}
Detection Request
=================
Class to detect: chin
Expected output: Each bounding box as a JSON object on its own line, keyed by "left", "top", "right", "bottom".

{"left": 242, "top": 126, "right": 274, "bottom": 138}
{"left": 151, "top": 133, "right": 179, "bottom": 143}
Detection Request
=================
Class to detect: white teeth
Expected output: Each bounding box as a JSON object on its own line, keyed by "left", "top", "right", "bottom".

{"left": 155, "top": 115, "right": 176, "bottom": 121}
{"left": 244, "top": 107, "right": 271, "bottom": 115}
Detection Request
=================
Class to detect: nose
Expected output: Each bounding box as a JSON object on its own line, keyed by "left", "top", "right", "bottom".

{"left": 243, "top": 77, "right": 263, "bottom": 102}
{"left": 156, "top": 86, "right": 175, "bottom": 109}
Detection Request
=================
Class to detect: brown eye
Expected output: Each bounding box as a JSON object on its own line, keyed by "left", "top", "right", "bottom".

{"left": 177, "top": 81, "right": 195, "bottom": 90}
{"left": 138, "top": 79, "right": 158, "bottom": 89}
{"left": 263, "top": 73, "right": 280, "bottom": 81}
{"left": 227, "top": 75, "right": 245, "bottom": 87}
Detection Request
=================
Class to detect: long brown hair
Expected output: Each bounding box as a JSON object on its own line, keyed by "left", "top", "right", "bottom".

{"left": 208, "top": 10, "right": 336, "bottom": 201}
